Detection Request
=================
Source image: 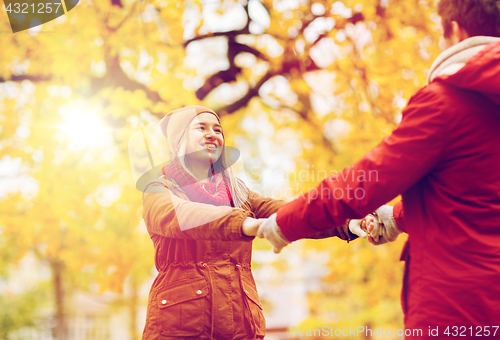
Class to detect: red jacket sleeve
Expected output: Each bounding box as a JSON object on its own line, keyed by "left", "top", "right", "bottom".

{"left": 276, "top": 87, "right": 446, "bottom": 242}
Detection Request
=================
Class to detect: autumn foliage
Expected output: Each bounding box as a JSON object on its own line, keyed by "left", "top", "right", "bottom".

{"left": 0, "top": 0, "right": 440, "bottom": 338}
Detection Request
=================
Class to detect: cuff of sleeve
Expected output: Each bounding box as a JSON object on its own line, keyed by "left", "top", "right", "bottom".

{"left": 376, "top": 205, "right": 399, "bottom": 232}
{"left": 275, "top": 205, "right": 302, "bottom": 242}
{"left": 274, "top": 222, "right": 290, "bottom": 244}
{"left": 237, "top": 210, "right": 256, "bottom": 241}
{"left": 344, "top": 219, "right": 359, "bottom": 242}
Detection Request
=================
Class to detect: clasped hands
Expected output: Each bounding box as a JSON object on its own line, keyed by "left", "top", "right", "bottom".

{"left": 242, "top": 205, "right": 402, "bottom": 254}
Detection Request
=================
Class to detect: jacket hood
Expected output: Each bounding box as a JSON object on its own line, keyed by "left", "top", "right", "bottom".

{"left": 428, "top": 37, "right": 500, "bottom": 105}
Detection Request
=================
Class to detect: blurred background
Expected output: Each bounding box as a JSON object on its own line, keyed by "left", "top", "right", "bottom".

{"left": 0, "top": 0, "right": 440, "bottom": 339}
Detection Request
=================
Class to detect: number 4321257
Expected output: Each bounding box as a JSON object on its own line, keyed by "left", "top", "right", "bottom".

{"left": 5, "top": 2, "right": 63, "bottom": 14}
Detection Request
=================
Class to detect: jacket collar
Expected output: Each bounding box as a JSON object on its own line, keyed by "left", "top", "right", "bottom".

{"left": 427, "top": 36, "right": 500, "bottom": 84}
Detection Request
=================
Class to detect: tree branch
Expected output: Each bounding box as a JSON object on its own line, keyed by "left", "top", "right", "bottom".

{"left": 183, "top": 28, "right": 251, "bottom": 47}
{"left": 0, "top": 62, "right": 164, "bottom": 105}
{"left": 0, "top": 75, "right": 51, "bottom": 83}
{"left": 275, "top": 104, "right": 335, "bottom": 154}
{"left": 233, "top": 43, "right": 269, "bottom": 61}
{"left": 92, "top": 55, "right": 164, "bottom": 103}
{"left": 217, "top": 71, "right": 274, "bottom": 115}
{"left": 108, "top": 1, "right": 139, "bottom": 32}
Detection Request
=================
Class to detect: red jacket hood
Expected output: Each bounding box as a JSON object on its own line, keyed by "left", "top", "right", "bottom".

{"left": 431, "top": 38, "right": 500, "bottom": 106}
{"left": 437, "top": 40, "right": 500, "bottom": 105}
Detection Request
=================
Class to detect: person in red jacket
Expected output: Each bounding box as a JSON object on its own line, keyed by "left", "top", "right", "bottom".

{"left": 257, "top": 0, "right": 500, "bottom": 338}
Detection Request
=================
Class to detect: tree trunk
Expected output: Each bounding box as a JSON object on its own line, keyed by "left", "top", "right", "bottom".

{"left": 363, "top": 322, "right": 372, "bottom": 340}
{"left": 50, "top": 260, "right": 67, "bottom": 340}
{"left": 129, "top": 276, "right": 139, "bottom": 340}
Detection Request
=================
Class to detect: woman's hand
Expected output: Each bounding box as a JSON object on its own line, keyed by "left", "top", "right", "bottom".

{"left": 362, "top": 216, "right": 378, "bottom": 243}
{"left": 348, "top": 219, "right": 368, "bottom": 238}
{"left": 256, "top": 213, "right": 290, "bottom": 254}
{"left": 242, "top": 217, "right": 265, "bottom": 237}
{"left": 364, "top": 205, "right": 402, "bottom": 245}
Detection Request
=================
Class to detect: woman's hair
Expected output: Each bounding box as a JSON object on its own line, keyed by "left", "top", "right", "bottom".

{"left": 437, "top": 0, "right": 500, "bottom": 38}
{"left": 171, "top": 118, "right": 250, "bottom": 209}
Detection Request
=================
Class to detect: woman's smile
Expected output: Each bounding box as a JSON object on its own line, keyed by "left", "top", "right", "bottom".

{"left": 185, "top": 112, "right": 224, "bottom": 174}
{"left": 201, "top": 142, "right": 218, "bottom": 152}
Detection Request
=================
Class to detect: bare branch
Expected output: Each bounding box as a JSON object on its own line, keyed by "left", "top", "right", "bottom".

{"left": 183, "top": 28, "right": 250, "bottom": 47}
{"left": 196, "top": 40, "right": 269, "bottom": 100}
{"left": 0, "top": 75, "right": 51, "bottom": 83}
{"left": 0, "top": 61, "right": 164, "bottom": 105}
{"left": 111, "top": 0, "right": 123, "bottom": 7}
{"left": 92, "top": 55, "right": 164, "bottom": 103}
{"left": 217, "top": 71, "right": 275, "bottom": 115}
{"left": 108, "top": 1, "right": 139, "bottom": 32}
{"left": 233, "top": 43, "right": 269, "bottom": 61}
{"left": 275, "top": 104, "right": 335, "bottom": 154}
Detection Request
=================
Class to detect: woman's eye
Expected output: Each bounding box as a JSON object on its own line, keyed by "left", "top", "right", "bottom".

{"left": 215, "top": 129, "right": 222, "bottom": 133}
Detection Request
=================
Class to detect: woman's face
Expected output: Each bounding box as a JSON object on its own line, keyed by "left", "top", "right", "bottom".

{"left": 185, "top": 112, "right": 224, "bottom": 165}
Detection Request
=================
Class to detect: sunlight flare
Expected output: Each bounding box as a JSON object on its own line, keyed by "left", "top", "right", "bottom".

{"left": 57, "top": 101, "right": 113, "bottom": 151}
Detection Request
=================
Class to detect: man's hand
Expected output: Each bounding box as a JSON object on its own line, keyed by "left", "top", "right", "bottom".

{"left": 256, "top": 213, "right": 290, "bottom": 254}
{"left": 242, "top": 217, "right": 265, "bottom": 237}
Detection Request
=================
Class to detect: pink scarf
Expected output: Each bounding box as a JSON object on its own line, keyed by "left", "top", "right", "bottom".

{"left": 162, "top": 159, "right": 232, "bottom": 206}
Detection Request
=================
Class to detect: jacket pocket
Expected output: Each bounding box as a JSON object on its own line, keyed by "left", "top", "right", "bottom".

{"left": 157, "top": 278, "right": 208, "bottom": 337}
{"left": 241, "top": 280, "right": 265, "bottom": 337}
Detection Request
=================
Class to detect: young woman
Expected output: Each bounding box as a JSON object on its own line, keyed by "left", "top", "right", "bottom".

{"left": 141, "top": 106, "right": 359, "bottom": 340}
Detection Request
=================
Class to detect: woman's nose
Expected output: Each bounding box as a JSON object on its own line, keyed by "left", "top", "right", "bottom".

{"left": 204, "top": 129, "right": 216, "bottom": 139}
